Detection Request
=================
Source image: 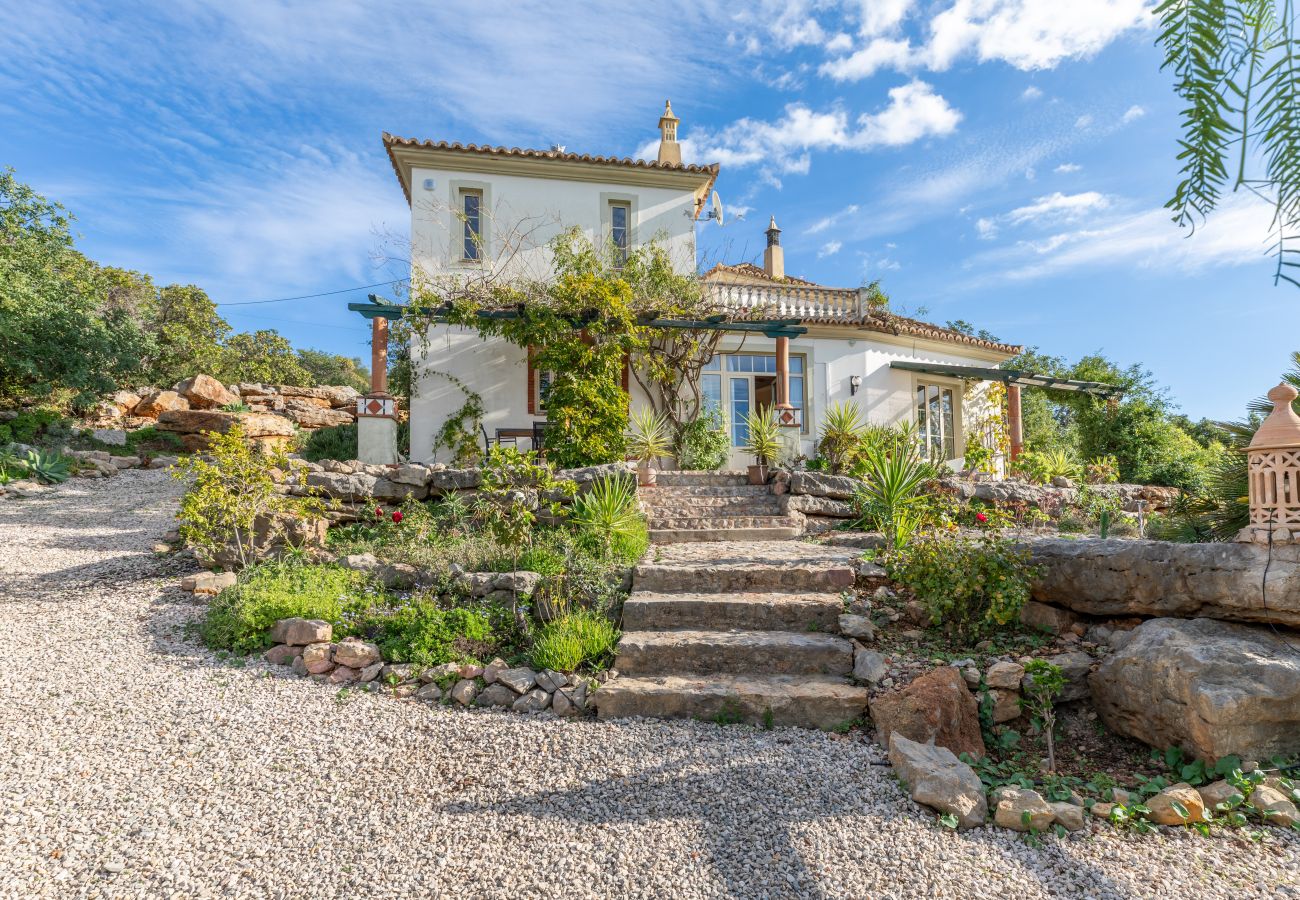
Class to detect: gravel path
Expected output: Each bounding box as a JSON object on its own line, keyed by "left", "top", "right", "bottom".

{"left": 1, "top": 470, "right": 1297, "bottom": 899}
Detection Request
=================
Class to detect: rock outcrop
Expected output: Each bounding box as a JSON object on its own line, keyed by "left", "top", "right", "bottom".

{"left": 1090, "top": 617, "right": 1300, "bottom": 760}
{"left": 156, "top": 409, "right": 297, "bottom": 451}
{"left": 1027, "top": 538, "right": 1300, "bottom": 628}
{"left": 869, "top": 666, "right": 985, "bottom": 759}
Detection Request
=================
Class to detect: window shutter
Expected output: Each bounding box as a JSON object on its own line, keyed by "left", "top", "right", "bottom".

{"left": 527, "top": 347, "right": 537, "bottom": 415}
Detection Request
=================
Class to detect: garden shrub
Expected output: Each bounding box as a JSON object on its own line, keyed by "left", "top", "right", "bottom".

{"left": 882, "top": 531, "right": 1038, "bottom": 643}
{"left": 0, "top": 408, "right": 66, "bottom": 446}
{"left": 674, "top": 409, "right": 729, "bottom": 471}
{"left": 530, "top": 609, "right": 619, "bottom": 672}
{"left": 301, "top": 423, "right": 357, "bottom": 462}
{"left": 373, "top": 602, "right": 495, "bottom": 667}
{"left": 201, "top": 561, "right": 378, "bottom": 653}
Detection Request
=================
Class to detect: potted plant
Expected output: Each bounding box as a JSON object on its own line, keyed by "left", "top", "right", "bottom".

{"left": 742, "top": 407, "right": 781, "bottom": 485}
{"left": 626, "top": 407, "right": 671, "bottom": 486}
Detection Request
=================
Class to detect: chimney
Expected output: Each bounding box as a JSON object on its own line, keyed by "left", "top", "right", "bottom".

{"left": 657, "top": 100, "right": 681, "bottom": 166}
{"left": 763, "top": 215, "right": 784, "bottom": 280}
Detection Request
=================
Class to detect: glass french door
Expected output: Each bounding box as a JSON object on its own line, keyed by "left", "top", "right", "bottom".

{"left": 915, "top": 381, "right": 957, "bottom": 461}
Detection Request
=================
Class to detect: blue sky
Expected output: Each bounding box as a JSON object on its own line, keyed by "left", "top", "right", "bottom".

{"left": 0, "top": 0, "right": 1288, "bottom": 421}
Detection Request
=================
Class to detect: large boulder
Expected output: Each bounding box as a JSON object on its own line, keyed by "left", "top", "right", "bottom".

{"left": 282, "top": 399, "right": 354, "bottom": 429}
{"left": 870, "top": 666, "right": 985, "bottom": 759}
{"left": 429, "top": 468, "right": 482, "bottom": 494}
{"left": 1026, "top": 538, "right": 1300, "bottom": 628}
{"left": 1090, "top": 617, "right": 1300, "bottom": 760}
{"left": 156, "top": 409, "right": 296, "bottom": 451}
{"left": 176, "top": 374, "right": 239, "bottom": 410}
{"left": 888, "top": 734, "right": 987, "bottom": 829}
{"left": 305, "top": 471, "right": 379, "bottom": 502}
{"left": 134, "top": 389, "right": 190, "bottom": 419}
{"left": 104, "top": 390, "right": 142, "bottom": 417}
{"left": 789, "top": 471, "right": 861, "bottom": 501}
{"left": 782, "top": 494, "right": 856, "bottom": 518}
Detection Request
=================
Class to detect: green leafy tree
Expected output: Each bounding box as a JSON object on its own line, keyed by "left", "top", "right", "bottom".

{"left": 1155, "top": 0, "right": 1300, "bottom": 286}
{"left": 0, "top": 169, "right": 150, "bottom": 408}
{"left": 143, "top": 284, "right": 230, "bottom": 386}
{"left": 296, "top": 348, "right": 370, "bottom": 392}
{"left": 217, "top": 329, "right": 313, "bottom": 386}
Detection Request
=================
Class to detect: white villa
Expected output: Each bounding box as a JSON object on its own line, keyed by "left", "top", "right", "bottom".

{"left": 365, "top": 102, "right": 1028, "bottom": 469}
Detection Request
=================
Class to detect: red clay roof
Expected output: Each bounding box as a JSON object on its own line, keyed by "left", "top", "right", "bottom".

{"left": 702, "top": 262, "right": 819, "bottom": 286}
{"left": 383, "top": 132, "right": 719, "bottom": 204}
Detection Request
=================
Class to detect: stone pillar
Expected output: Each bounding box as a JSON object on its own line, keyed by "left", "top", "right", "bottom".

{"left": 1006, "top": 383, "right": 1023, "bottom": 462}
{"left": 357, "top": 315, "right": 398, "bottom": 464}
{"left": 1240, "top": 382, "right": 1300, "bottom": 545}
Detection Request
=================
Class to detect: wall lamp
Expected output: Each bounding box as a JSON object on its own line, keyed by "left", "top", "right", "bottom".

{"left": 850, "top": 375, "right": 862, "bottom": 396}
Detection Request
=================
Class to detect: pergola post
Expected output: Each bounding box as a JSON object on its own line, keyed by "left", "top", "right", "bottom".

{"left": 1006, "top": 383, "right": 1023, "bottom": 462}
{"left": 774, "top": 335, "right": 798, "bottom": 428}
{"left": 356, "top": 315, "right": 398, "bottom": 464}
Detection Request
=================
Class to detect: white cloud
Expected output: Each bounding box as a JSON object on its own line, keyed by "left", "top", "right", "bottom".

{"left": 1007, "top": 190, "right": 1109, "bottom": 224}
{"left": 825, "top": 32, "right": 854, "bottom": 52}
{"left": 1021, "top": 85, "right": 1043, "bottom": 100}
{"left": 1024, "top": 167, "right": 1036, "bottom": 180}
{"left": 1054, "top": 162, "right": 1082, "bottom": 173}
{"left": 1074, "top": 114, "right": 1094, "bottom": 129}
{"left": 818, "top": 240, "right": 844, "bottom": 257}
{"left": 1121, "top": 104, "right": 1146, "bottom": 123}
{"left": 876, "top": 256, "right": 902, "bottom": 270}
{"left": 974, "top": 192, "right": 1276, "bottom": 281}
{"left": 807, "top": 204, "right": 860, "bottom": 234}
{"left": 682, "top": 80, "right": 960, "bottom": 174}
{"left": 976, "top": 217, "right": 999, "bottom": 239}
{"left": 820, "top": 0, "right": 1149, "bottom": 81}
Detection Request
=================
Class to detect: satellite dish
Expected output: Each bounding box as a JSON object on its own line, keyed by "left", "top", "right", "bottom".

{"left": 709, "top": 191, "right": 725, "bottom": 226}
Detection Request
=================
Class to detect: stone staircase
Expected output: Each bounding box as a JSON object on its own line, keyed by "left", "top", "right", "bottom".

{"left": 595, "top": 541, "right": 871, "bottom": 730}
{"left": 641, "top": 471, "right": 801, "bottom": 543}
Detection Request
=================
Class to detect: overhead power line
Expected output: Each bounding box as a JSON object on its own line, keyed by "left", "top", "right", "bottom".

{"left": 217, "top": 279, "right": 408, "bottom": 307}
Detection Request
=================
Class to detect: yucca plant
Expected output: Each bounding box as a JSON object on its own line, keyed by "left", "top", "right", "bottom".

{"left": 742, "top": 406, "right": 781, "bottom": 484}
{"left": 626, "top": 407, "right": 671, "bottom": 485}
{"left": 569, "top": 476, "right": 643, "bottom": 556}
{"left": 24, "top": 449, "right": 71, "bottom": 484}
{"left": 817, "top": 401, "right": 866, "bottom": 474}
{"left": 853, "top": 442, "right": 935, "bottom": 550}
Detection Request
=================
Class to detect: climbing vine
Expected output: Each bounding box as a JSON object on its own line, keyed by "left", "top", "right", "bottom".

{"left": 428, "top": 371, "right": 485, "bottom": 466}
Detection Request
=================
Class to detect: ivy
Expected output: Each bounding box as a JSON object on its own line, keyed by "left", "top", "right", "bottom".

{"left": 429, "top": 371, "right": 484, "bottom": 466}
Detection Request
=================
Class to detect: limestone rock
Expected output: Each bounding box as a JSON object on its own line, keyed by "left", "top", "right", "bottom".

{"left": 496, "top": 667, "right": 538, "bottom": 695}
{"left": 985, "top": 661, "right": 1024, "bottom": 691}
{"left": 993, "top": 788, "right": 1055, "bottom": 832}
{"left": 483, "top": 658, "right": 508, "bottom": 685}
{"left": 1019, "top": 600, "right": 1079, "bottom": 635}
{"left": 536, "top": 670, "right": 566, "bottom": 693}
{"left": 869, "top": 666, "right": 985, "bottom": 759}
{"left": 388, "top": 464, "right": 431, "bottom": 487}
{"left": 783, "top": 494, "right": 855, "bottom": 518}
{"left": 134, "top": 389, "right": 190, "bottom": 419}
{"left": 1249, "top": 785, "right": 1299, "bottom": 827}
{"left": 854, "top": 648, "right": 887, "bottom": 684}
{"left": 1042, "top": 651, "right": 1093, "bottom": 703}
{"left": 839, "top": 614, "right": 875, "bottom": 641}
{"left": 338, "top": 552, "right": 382, "bottom": 573}
{"left": 788, "top": 471, "right": 861, "bottom": 501}
{"left": 495, "top": 571, "right": 543, "bottom": 597}
{"left": 1196, "top": 780, "right": 1245, "bottom": 812}
{"left": 283, "top": 400, "right": 353, "bottom": 429}
{"left": 415, "top": 682, "right": 443, "bottom": 702}
{"left": 105, "top": 390, "right": 141, "bottom": 417}
{"left": 450, "top": 679, "right": 480, "bottom": 706}
{"left": 358, "top": 662, "right": 383, "bottom": 683}
{"left": 372, "top": 478, "right": 429, "bottom": 502}
{"left": 332, "top": 638, "right": 380, "bottom": 669}
{"left": 1090, "top": 802, "right": 1114, "bottom": 819}
{"left": 987, "top": 689, "right": 1020, "bottom": 724}
{"left": 301, "top": 643, "right": 334, "bottom": 675}
{"left": 328, "top": 665, "right": 359, "bottom": 684}
{"left": 512, "top": 687, "right": 552, "bottom": 712}
{"left": 157, "top": 409, "right": 295, "bottom": 451}
{"left": 180, "top": 571, "right": 237, "bottom": 595}
{"left": 269, "top": 617, "right": 332, "bottom": 646}
{"left": 888, "top": 734, "right": 987, "bottom": 829}
{"left": 552, "top": 681, "right": 588, "bottom": 716}
{"left": 1146, "top": 783, "right": 1207, "bottom": 825}
{"left": 474, "top": 683, "right": 517, "bottom": 708}
{"left": 429, "top": 468, "right": 482, "bottom": 494}
{"left": 1090, "top": 617, "right": 1300, "bottom": 760}
{"left": 176, "top": 374, "right": 238, "bottom": 410}
{"left": 380, "top": 663, "right": 416, "bottom": 682}
{"left": 1027, "top": 538, "right": 1300, "bottom": 628}
{"left": 263, "top": 644, "right": 300, "bottom": 666}
{"left": 306, "top": 472, "right": 379, "bottom": 502}
{"left": 1050, "top": 801, "right": 1086, "bottom": 832}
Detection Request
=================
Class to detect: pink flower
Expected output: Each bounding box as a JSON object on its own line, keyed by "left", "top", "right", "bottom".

{"left": 975, "top": 512, "right": 989, "bottom": 523}
{"left": 391, "top": 510, "right": 403, "bottom": 524}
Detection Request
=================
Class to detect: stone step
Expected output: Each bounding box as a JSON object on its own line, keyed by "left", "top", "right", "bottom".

{"left": 641, "top": 484, "right": 773, "bottom": 498}
{"left": 652, "top": 471, "right": 753, "bottom": 487}
{"left": 647, "top": 526, "right": 803, "bottom": 544}
{"left": 594, "top": 674, "right": 870, "bottom": 730}
{"left": 648, "top": 515, "right": 795, "bottom": 531}
{"left": 616, "top": 629, "right": 854, "bottom": 677}
{"left": 634, "top": 560, "right": 854, "bottom": 592}
{"left": 642, "top": 495, "right": 781, "bottom": 512}
{"left": 622, "top": 591, "right": 843, "bottom": 632}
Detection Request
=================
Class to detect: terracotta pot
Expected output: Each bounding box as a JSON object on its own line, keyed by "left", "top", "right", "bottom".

{"left": 637, "top": 459, "right": 657, "bottom": 487}
{"left": 747, "top": 463, "right": 768, "bottom": 485}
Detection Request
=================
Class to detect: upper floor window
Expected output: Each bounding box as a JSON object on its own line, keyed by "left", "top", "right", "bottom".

{"left": 609, "top": 201, "right": 630, "bottom": 263}
{"left": 461, "top": 189, "right": 482, "bottom": 261}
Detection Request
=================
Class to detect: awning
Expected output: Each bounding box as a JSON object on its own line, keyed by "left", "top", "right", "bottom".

{"left": 890, "top": 360, "right": 1122, "bottom": 398}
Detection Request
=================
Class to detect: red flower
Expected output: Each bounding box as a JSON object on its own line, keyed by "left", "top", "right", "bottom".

{"left": 975, "top": 512, "right": 989, "bottom": 523}
{"left": 391, "top": 510, "right": 403, "bottom": 524}
{"left": 374, "top": 506, "right": 384, "bottom": 519}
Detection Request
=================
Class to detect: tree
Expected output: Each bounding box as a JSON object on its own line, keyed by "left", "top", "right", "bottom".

{"left": 1156, "top": 0, "right": 1300, "bottom": 286}
{"left": 0, "top": 169, "right": 150, "bottom": 409}
{"left": 217, "top": 330, "right": 313, "bottom": 386}
{"left": 295, "top": 348, "right": 370, "bottom": 392}
{"left": 143, "top": 284, "right": 230, "bottom": 386}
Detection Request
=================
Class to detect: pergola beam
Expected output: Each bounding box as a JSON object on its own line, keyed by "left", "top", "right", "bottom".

{"left": 889, "top": 360, "right": 1122, "bottom": 398}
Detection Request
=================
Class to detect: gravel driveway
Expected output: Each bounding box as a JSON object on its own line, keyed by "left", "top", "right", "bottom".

{"left": 1, "top": 470, "right": 1297, "bottom": 899}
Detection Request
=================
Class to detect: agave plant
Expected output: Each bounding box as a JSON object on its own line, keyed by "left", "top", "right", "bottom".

{"left": 742, "top": 406, "right": 782, "bottom": 467}
{"left": 626, "top": 407, "right": 671, "bottom": 485}
{"left": 24, "top": 449, "right": 71, "bottom": 484}
{"left": 569, "top": 476, "right": 643, "bottom": 556}
{"left": 817, "top": 401, "right": 866, "bottom": 474}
